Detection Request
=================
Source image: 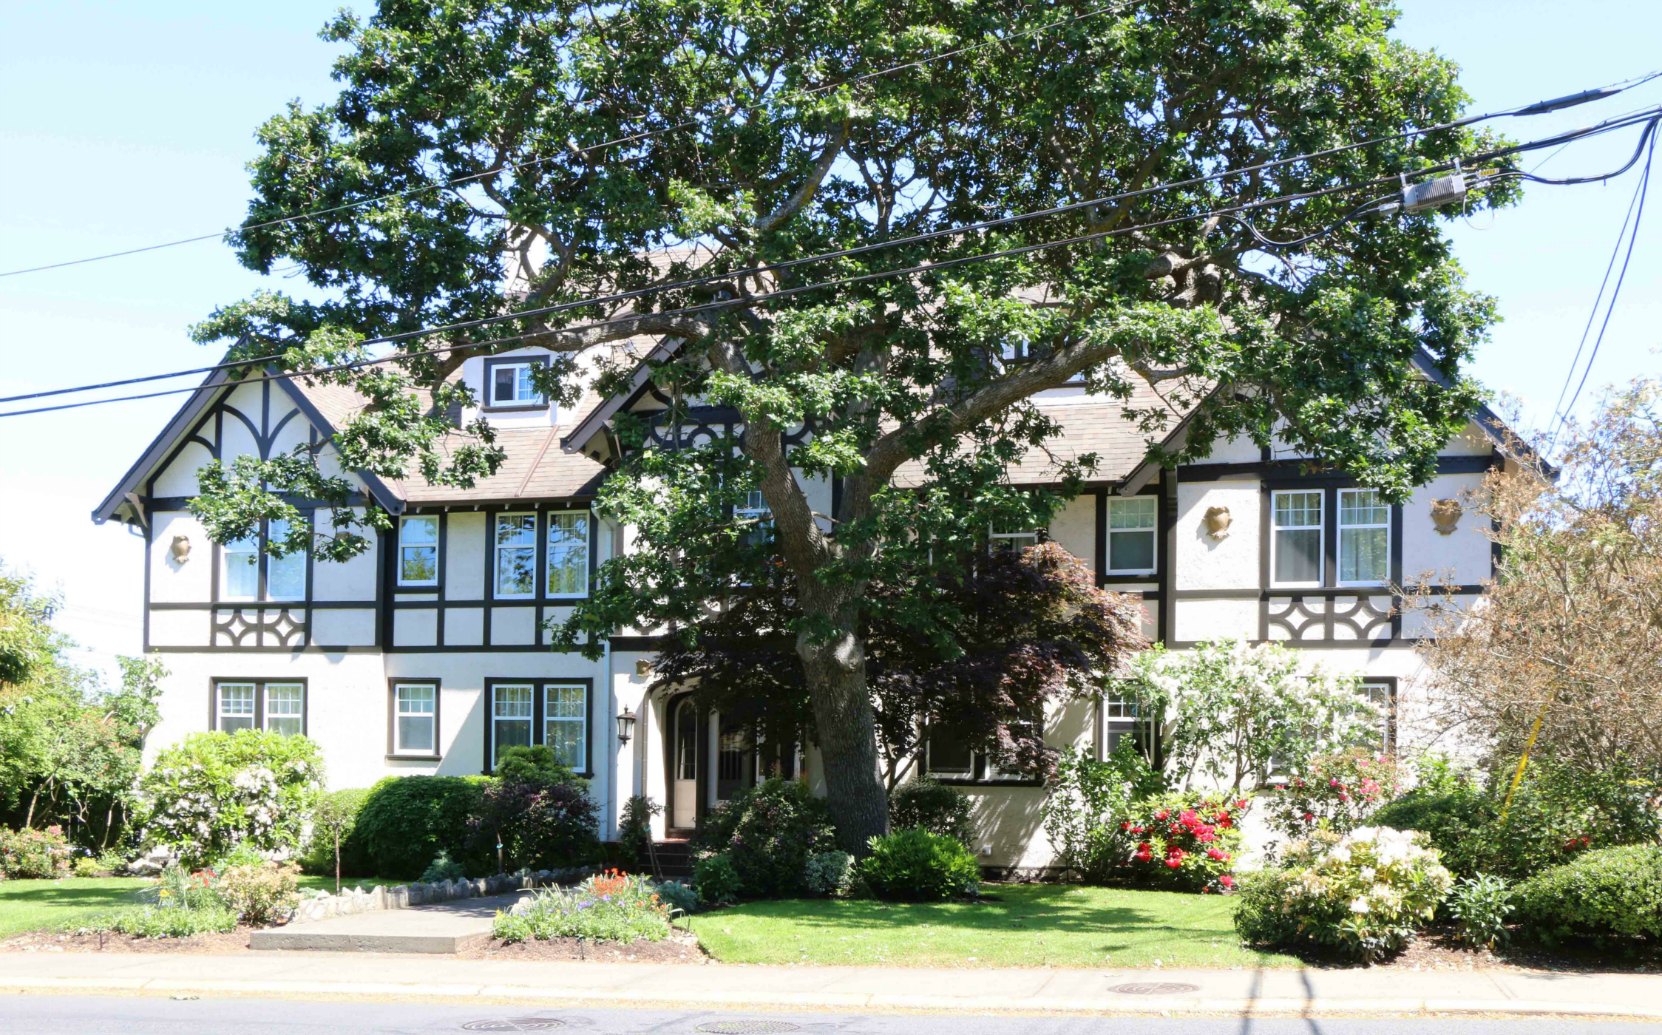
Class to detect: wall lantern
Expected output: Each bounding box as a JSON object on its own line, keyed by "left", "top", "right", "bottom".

{"left": 616, "top": 706, "right": 636, "bottom": 746}
{"left": 1203, "top": 505, "right": 1233, "bottom": 541}
{"left": 1431, "top": 499, "right": 1463, "bottom": 536}
{"left": 170, "top": 534, "right": 192, "bottom": 564}
{"left": 634, "top": 658, "right": 654, "bottom": 678}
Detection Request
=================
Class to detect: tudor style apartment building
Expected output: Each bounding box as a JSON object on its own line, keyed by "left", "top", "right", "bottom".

{"left": 95, "top": 344, "right": 1523, "bottom": 872}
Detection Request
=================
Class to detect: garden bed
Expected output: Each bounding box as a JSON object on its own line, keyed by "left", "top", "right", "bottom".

{"left": 0, "top": 927, "right": 250, "bottom": 954}
{"left": 462, "top": 928, "right": 706, "bottom": 963}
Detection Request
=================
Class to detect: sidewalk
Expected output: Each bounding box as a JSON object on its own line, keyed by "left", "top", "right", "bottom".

{"left": 2, "top": 950, "right": 1659, "bottom": 1019}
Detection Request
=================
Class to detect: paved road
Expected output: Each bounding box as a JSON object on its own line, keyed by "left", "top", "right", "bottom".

{"left": 1, "top": 995, "right": 1656, "bottom": 1035}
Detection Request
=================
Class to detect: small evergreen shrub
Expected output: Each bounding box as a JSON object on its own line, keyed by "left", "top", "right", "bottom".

{"left": 619, "top": 795, "right": 662, "bottom": 860}
{"left": 1513, "top": 844, "right": 1662, "bottom": 946}
{"left": 469, "top": 776, "right": 600, "bottom": 873}
{"left": 136, "top": 730, "right": 325, "bottom": 867}
{"left": 1447, "top": 874, "right": 1514, "bottom": 950}
{"left": 494, "top": 869, "right": 672, "bottom": 943}
{"left": 420, "top": 850, "right": 467, "bottom": 883}
{"left": 802, "top": 850, "right": 854, "bottom": 897}
{"left": 85, "top": 906, "right": 239, "bottom": 938}
{"left": 1125, "top": 791, "right": 1248, "bottom": 893}
{"left": 693, "top": 853, "right": 741, "bottom": 907}
{"left": 889, "top": 780, "right": 974, "bottom": 846}
{"left": 856, "top": 828, "right": 981, "bottom": 902}
{"left": 0, "top": 825, "right": 71, "bottom": 879}
{"left": 653, "top": 878, "right": 700, "bottom": 916}
{"left": 1264, "top": 749, "right": 1401, "bottom": 839}
{"left": 494, "top": 745, "right": 584, "bottom": 786}
{"left": 1041, "top": 742, "right": 1165, "bottom": 883}
{"left": 72, "top": 856, "right": 103, "bottom": 879}
{"left": 693, "top": 778, "right": 835, "bottom": 898}
{"left": 351, "top": 775, "right": 488, "bottom": 879}
{"left": 1235, "top": 826, "right": 1453, "bottom": 962}
{"left": 214, "top": 861, "right": 300, "bottom": 926}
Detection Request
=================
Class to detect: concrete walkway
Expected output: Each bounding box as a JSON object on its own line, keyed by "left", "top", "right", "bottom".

{"left": 2, "top": 950, "right": 1659, "bottom": 1020}
{"left": 248, "top": 892, "right": 528, "bottom": 954}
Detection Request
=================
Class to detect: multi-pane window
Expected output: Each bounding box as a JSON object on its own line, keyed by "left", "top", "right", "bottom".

{"left": 1338, "top": 489, "right": 1390, "bottom": 585}
{"left": 494, "top": 513, "right": 537, "bottom": 598}
{"left": 544, "top": 684, "right": 588, "bottom": 771}
{"left": 488, "top": 681, "right": 590, "bottom": 773}
{"left": 924, "top": 725, "right": 976, "bottom": 780}
{"left": 1270, "top": 490, "right": 1324, "bottom": 586}
{"left": 990, "top": 522, "right": 1041, "bottom": 553}
{"left": 1102, "top": 694, "right": 1156, "bottom": 758}
{"left": 392, "top": 682, "right": 438, "bottom": 756}
{"left": 1360, "top": 680, "right": 1395, "bottom": 751}
{"left": 213, "top": 680, "right": 305, "bottom": 735}
{"left": 486, "top": 359, "right": 543, "bottom": 408}
{"left": 398, "top": 516, "right": 440, "bottom": 586}
{"left": 219, "top": 519, "right": 308, "bottom": 601}
{"left": 1106, "top": 496, "right": 1157, "bottom": 574}
{"left": 546, "top": 512, "right": 589, "bottom": 597}
{"left": 490, "top": 684, "right": 534, "bottom": 764}
{"left": 215, "top": 682, "right": 256, "bottom": 733}
{"left": 735, "top": 490, "right": 773, "bottom": 552}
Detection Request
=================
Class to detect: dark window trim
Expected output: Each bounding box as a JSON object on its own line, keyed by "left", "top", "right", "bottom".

{"left": 482, "top": 677, "right": 595, "bottom": 777}
{"left": 481, "top": 355, "right": 551, "bottom": 413}
{"left": 395, "top": 513, "right": 446, "bottom": 590}
{"left": 921, "top": 719, "right": 1045, "bottom": 788}
{"left": 209, "top": 677, "right": 309, "bottom": 736}
{"left": 386, "top": 678, "right": 443, "bottom": 760}
{"left": 1361, "top": 675, "right": 1400, "bottom": 752}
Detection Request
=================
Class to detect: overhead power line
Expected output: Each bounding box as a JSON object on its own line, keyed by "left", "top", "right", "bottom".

{"left": 0, "top": 158, "right": 1556, "bottom": 420}
{"left": 6, "top": 98, "right": 1659, "bottom": 411}
{"left": 0, "top": 42, "right": 1654, "bottom": 280}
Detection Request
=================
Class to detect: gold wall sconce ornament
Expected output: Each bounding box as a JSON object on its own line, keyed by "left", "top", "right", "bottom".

{"left": 634, "top": 658, "right": 654, "bottom": 678}
{"left": 1203, "top": 505, "right": 1233, "bottom": 541}
{"left": 1431, "top": 499, "right": 1463, "bottom": 536}
{"left": 169, "top": 534, "right": 192, "bottom": 564}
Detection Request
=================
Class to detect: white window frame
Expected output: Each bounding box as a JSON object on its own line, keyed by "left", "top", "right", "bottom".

{"left": 493, "top": 512, "right": 538, "bottom": 599}
{"left": 265, "top": 519, "right": 307, "bottom": 601}
{"left": 221, "top": 534, "right": 260, "bottom": 601}
{"left": 263, "top": 682, "right": 306, "bottom": 735}
{"left": 215, "top": 682, "right": 256, "bottom": 733}
{"left": 485, "top": 359, "right": 543, "bottom": 408}
{"left": 543, "top": 682, "right": 589, "bottom": 772}
{"left": 989, "top": 522, "right": 1042, "bottom": 553}
{"left": 1105, "top": 496, "right": 1158, "bottom": 575}
{"left": 397, "top": 515, "right": 441, "bottom": 587}
{"left": 218, "top": 518, "right": 308, "bottom": 602}
{"left": 923, "top": 726, "right": 977, "bottom": 781}
{"left": 392, "top": 682, "right": 438, "bottom": 757}
{"left": 545, "top": 511, "right": 589, "bottom": 598}
{"left": 1360, "top": 680, "right": 1395, "bottom": 751}
{"left": 489, "top": 683, "right": 535, "bottom": 765}
{"left": 1270, "top": 489, "right": 1325, "bottom": 588}
{"left": 1336, "top": 488, "right": 1391, "bottom": 587}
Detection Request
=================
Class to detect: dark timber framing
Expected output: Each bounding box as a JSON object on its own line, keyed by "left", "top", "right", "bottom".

{"left": 208, "top": 676, "right": 309, "bottom": 735}
{"left": 480, "top": 676, "right": 597, "bottom": 777}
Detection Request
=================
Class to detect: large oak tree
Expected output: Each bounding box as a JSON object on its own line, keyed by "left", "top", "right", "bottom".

{"left": 191, "top": 0, "right": 1511, "bottom": 849}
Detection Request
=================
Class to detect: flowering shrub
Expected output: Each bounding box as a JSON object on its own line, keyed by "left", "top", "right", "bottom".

{"left": 214, "top": 860, "right": 300, "bottom": 925}
{"left": 1235, "top": 826, "right": 1453, "bottom": 961}
{"left": 1125, "top": 792, "right": 1248, "bottom": 893}
{"left": 694, "top": 778, "right": 835, "bottom": 898}
{"left": 136, "top": 731, "right": 324, "bottom": 867}
{"left": 0, "top": 825, "right": 71, "bottom": 879}
{"left": 1265, "top": 749, "right": 1402, "bottom": 840}
{"left": 494, "top": 869, "right": 674, "bottom": 943}
{"left": 856, "top": 828, "right": 980, "bottom": 901}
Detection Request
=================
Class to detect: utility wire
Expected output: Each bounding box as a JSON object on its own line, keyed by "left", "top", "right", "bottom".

{"left": 1546, "top": 122, "right": 1657, "bottom": 451}
{"left": 0, "top": 160, "right": 1551, "bottom": 420}
{"left": 7, "top": 101, "right": 1658, "bottom": 409}
{"left": 0, "top": 4, "right": 1124, "bottom": 278}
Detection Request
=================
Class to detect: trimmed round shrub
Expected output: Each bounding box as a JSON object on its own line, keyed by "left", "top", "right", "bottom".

{"left": 351, "top": 775, "right": 488, "bottom": 880}
{"left": 857, "top": 828, "right": 981, "bottom": 902}
{"left": 889, "top": 780, "right": 974, "bottom": 846}
{"left": 1235, "top": 826, "right": 1453, "bottom": 962}
{"left": 1513, "top": 844, "right": 1662, "bottom": 946}
{"left": 802, "top": 850, "right": 854, "bottom": 897}
{"left": 136, "top": 731, "right": 324, "bottom": 867}
{"left": 0, "top": 825, "right": 72, "bottom": 879}
{"left": 693, "top": 778, "right": 835, "bottom": 898}
{"left": 693, "top": 852, "right": 741, "bottom": 907}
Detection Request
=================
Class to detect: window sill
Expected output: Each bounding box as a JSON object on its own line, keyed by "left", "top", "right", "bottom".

{"left": 386, "top": 753, "right": 442, "bottom": 762}
{"left": 928, "top": 776, "right": 1045, "bottom": 789}
{"left": 481, "top": 403, "right": 549, "bottom": 413}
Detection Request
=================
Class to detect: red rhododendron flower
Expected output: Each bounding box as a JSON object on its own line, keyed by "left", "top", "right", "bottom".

{"left": 1302, "top": 812, "right": 1315, "bottom": 823}
{"left": 1164, "top": 857, "right": 1183, "bottom": 868}
{"left": 1153, "top": 809, "right": 1170, "bottom": 821}
{"left": 1219, "top": 874, "right": 1235, "bottom": 889}
{"left": 1234, "top": 799, "right": 1249, "bottom": 810}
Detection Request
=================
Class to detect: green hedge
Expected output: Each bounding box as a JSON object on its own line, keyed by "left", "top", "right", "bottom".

{"left": 349, "top": 775, "right": 489, "bottom": 880}
{"left": 1513, "top": 844, "right": 1662, "bottom": 946}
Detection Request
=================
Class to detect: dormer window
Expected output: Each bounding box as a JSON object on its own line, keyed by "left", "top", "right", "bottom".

{"left": 482, "top": 356, "right": 549, "bottom": 411}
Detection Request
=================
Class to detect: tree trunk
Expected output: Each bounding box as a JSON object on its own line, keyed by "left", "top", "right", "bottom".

{"left": 797, "top": 620, "right": 889, "bottom": 856}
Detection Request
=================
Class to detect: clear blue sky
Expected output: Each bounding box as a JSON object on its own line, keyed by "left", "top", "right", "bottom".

{"left": 1, "top": 0, "right": 1658, "bottom": 676}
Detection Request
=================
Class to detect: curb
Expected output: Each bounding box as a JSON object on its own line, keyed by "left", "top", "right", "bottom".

{"left": 3, "top": 976, "right": 1658, "bottom": 1020}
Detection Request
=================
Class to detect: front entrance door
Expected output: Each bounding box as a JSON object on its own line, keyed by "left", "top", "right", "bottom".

{"left": 714, "top": 714, "right": 756, "bottom": 806}
{"left": 669, "top": 696, "right": 699, "bottom": 830}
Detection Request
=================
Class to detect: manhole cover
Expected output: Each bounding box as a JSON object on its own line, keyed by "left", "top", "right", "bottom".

{"left": 694, "top": 1023, "right": 801, "bottom": 1034}
{"left": 1108, "top": 981, "right": 1201, "bottom": 996}
{"left": 460, "top": 1020, "right": 567, "bottom": 1032}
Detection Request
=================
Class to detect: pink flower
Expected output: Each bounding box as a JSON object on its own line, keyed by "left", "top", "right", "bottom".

{"left": 1153, "top": 809, "right": 1170, "bottom": 821}
{"left": 1302, "top": 812, "right": 1315, "bottom": 823}
{"left": 1219, "top": 874, "right": 1236, "bottom": 889}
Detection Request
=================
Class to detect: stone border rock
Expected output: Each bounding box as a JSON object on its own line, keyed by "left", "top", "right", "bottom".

{"left": 289, "top": 867, "right": 592, "bottom": 925}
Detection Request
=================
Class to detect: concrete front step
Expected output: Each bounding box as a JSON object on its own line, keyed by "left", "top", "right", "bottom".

{"left": 251, "top": 892, "right": 529, "bottom": 954}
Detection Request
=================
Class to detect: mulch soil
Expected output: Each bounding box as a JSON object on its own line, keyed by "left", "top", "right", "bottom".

{"left": 1296, "top": 923, "right": 1662, "bottom": 974}
{"left": 0, "top": 928, "right": 252, "bottom": 954}
{"left": 459, "top": 928, "right": 709, "bottom": 963}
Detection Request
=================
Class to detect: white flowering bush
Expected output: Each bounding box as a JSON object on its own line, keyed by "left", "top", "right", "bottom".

{"left": 1235, "top": 826, "right": 1453, "bottom": 961}
{"left": 137, "top": 731, "right": 325, "bottom": 867}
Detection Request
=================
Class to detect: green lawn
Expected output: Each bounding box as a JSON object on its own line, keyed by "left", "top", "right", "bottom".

{"left": 0, "top": 874, "right": 401, "bottom": 937}
{"left": 0, "top": 878, "right": 151, "bottom": 938}
{"left": 690, "top": 884, "right": 1301, "bottom": 968}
